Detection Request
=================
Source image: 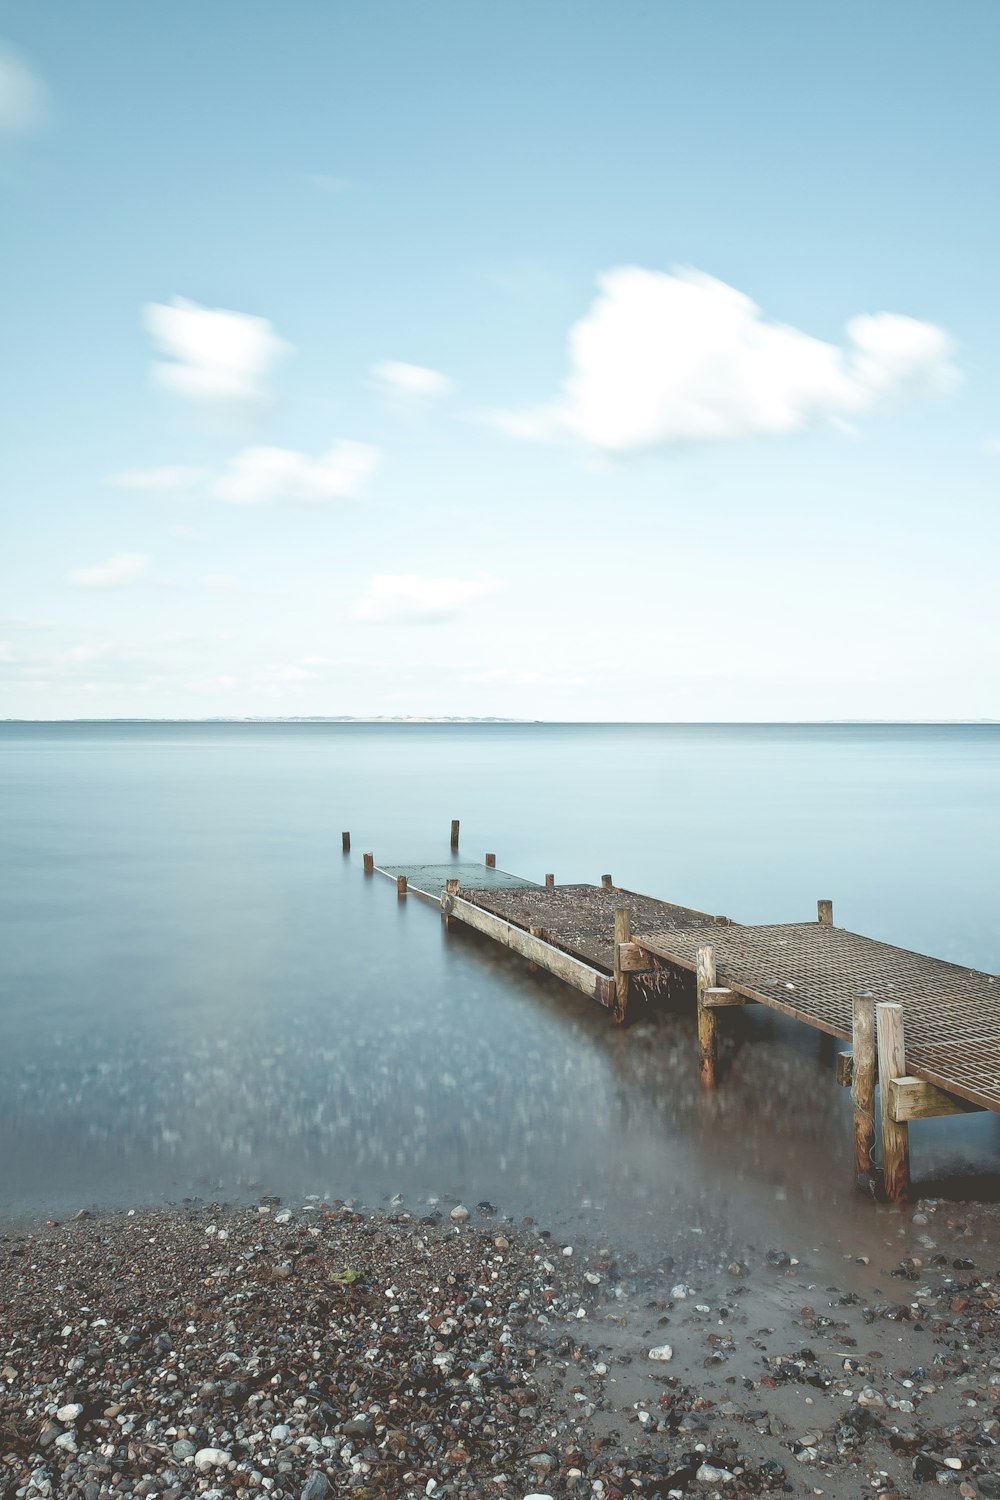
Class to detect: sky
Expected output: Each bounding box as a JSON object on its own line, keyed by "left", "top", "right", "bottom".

{"left": 1, "top": 0, "right": 998, "bottom": 721}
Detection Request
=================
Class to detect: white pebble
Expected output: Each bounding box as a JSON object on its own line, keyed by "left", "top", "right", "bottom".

{"left": 450, "top": 1205, "right": 470, "bottom": 1222}
{"left": 56, "top": 1404, "right": 83, "bottom": 1424}
{"left": 194, "top": 1448, "right": 232, "bottom": 1472}
{"left": 648, "top": 1344, "right": 673, "bottom": 1361}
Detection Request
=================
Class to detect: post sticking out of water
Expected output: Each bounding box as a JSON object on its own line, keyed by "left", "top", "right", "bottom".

{"left": 450, "top": 819, "right": 460, "bottom": 850}
{"left": 696, "top": 944, "right": 718, "bottom": 1088}
{"left": 613, "top": 907, "right": 632, "bottom": 1025}
{"left": 342, "top": 831, "right": 351, "bottom": 853}
{"left": 601, "top": 874, "right": 613, "bottom": 889}
{"left": 442, "top": 877, "right": 460, "bottom": 930}
{"left": 397, "top": 874, "right": 408, "bottom": 898}
{"left": 852, "top": 993, "right": 876, "bottom": 1183}
{"left": 876, "top": 1001, "right": 910, "bottom": 1202}
{"left": 545, "top": 873, "right": 554, "bottom": 887}
{"left": 363, "top": 851, "right": 374, "bottom": 874}
{"left": 817, "top": 899, "right": 833, "bottom": 926}
{"left": 485, "top": 853, "right": 496, "bottom": 868}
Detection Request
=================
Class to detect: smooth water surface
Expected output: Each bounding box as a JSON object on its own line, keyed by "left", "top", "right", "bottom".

{"left": 1, "top": 723, "right": 998, "bottom": 1258}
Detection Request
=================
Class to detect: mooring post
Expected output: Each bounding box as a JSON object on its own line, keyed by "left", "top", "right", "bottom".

{"left": 342, "top": 831, "right": 351, "bottom": 853}
{"left": 485, "top": 853, "right": 496, "bottom": 868}
{"left": 876, "top": 1001, "right": 910, "bottom": 1202}
{"left": 817, "top": 899, "right": 834, "bottom": 926}
{"left": 450, "top": 819, "right": 460, "bottom": 850}
{"left": 396, "top": 874, "right": 407, "bottom": 898}
{"left": 613, "top": 907, "right": 632, "bottom": 1025}
{"left": 696, "top": 944, "right": 719, "bottom": 1088}
{"left": 852, "top": 993, "right": 876, "bottom": 1182}
{"left": 601, "top": 874, "right": 613, "bottom": 889}
{"left": 363, "top": 851, "right": 374, "bottom": 874}
{"left": 545, "top": 873, "right": 554, "bottom": 887}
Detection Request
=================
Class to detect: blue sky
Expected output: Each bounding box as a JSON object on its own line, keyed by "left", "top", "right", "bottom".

{"left": 1, "top": 0, "right": 998, "bottom": 719}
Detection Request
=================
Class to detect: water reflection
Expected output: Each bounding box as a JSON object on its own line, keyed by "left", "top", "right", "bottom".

{"left": 1, "top": 722, "right": 998, "bottom": 1266}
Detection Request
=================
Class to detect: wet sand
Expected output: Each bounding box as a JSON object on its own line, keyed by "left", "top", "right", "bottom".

{"left": 3, "top": 1194, "right": 1000, "bottom": 1500}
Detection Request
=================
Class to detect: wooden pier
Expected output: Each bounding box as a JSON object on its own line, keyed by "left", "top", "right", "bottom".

{"left": 354, "top": 823, "right": 1000, "bottom": 1204}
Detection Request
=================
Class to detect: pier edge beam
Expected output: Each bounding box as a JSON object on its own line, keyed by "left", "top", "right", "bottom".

{"left": 342, "top": 831, "right": 351, "bottom": 853}
{"left": 851, "top": 993, "right": 876, "bottom": 1183}
{"left": 876, "top": 1001, "right": 910, "bottom": 1203}
{"left": 696, "top": 944, "right": 718, "bottom": 1089}
{"left": 450, "top": 819, "right": 460, "bottom": 850}
{"left": 613, "top": 908, "right": 632, "bottom": 1024}
{"left": 363, "top": 851, "right": 374, "bottom": 874}
{"left": 817, "top": 898, "right": 833, "bottom": 926}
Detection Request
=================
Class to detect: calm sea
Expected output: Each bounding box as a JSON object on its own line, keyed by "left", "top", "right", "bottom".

{"left": 2, "top": 722, "right": 998, "bottom": 1257}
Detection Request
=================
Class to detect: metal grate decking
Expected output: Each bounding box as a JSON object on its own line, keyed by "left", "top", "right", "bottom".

{"left": 458, "top": 882, "right": 732, "bottom": 974}
{"left": 635, "top": 922, "right": 1000, "bottom": 1112}
{"left": 377, "top": 863, "right": 539, "bottom": 899}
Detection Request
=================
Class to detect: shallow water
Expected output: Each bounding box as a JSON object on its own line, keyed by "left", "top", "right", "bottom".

{"left": 1, "top": 721, "right": 998, "bottom": 1261}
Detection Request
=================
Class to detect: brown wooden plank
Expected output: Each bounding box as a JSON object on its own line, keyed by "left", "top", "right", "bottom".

{"left": 444, "top": 892, "right": 614, "bottom": 1007}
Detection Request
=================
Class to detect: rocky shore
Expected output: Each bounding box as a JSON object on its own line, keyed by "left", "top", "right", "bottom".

{"left": 2, "top": 1196, "right": 1000, "bottom": 1500}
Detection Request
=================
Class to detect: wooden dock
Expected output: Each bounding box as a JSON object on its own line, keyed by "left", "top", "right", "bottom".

{"left": 353, "top": 825, "right": 1000, "bottom": 1204}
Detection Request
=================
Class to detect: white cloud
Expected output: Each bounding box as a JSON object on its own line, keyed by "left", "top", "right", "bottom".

{"left": 488, "top": 266, "right": 960, "bottom": 452}
{"left": 143, "top": 297, "right": 291, "bottom": 405}
{"left": 110, "top": 465, "right": 206, "bottom": 490}
{"left": 0, "top": 42, "right": 49, "bottom": 135}
{"left": 212, "top": 440, "right": 379, "bottom": 505}
{"left": 67, "top": 553, "right": 151, "bottom": 589}
{"left": 353, "top": 573, "right": 500, "bottom": 624}
{"left": 372, "top": 359, "right": 454, "bottom": 400}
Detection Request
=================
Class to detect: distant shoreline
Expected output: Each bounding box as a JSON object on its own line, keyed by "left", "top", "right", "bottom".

{"left": 1, "top": 717, "right": 997, "bottom": 727}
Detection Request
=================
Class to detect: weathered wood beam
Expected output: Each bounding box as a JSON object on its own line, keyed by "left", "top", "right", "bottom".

{"left": 342, "top": 831, "right": 351, "bottom": 853}
{"left": 817, "top": 898, "right": 833, "bottom": 926}
{"left": 852, "top": 995, "right": 876, "bottom": 1182}
{"left": 836, "top": 1050, "right": 854, "bottom": 1087}
{"left": 614, "top": 907, "right": 632, "bottom": 1025}
{"left": 363, "top": 851, "right": 374, "bottom": 874}
{"left": 443, "top": 893, "right": 613, "bottom": 1007}
{"left": 702, "top": 986, "right": 743, "bottom": 1008}
{"left": 876, "top": 1002, "right": 910, "bottom": 1202}
{"left": 887, "top": 1076, "right": 985, "bottom": 1122}
{"left": 450, "top": 818, "right": 460, "bottom": 850}
{"left": 485, "top": 852, "right": 496, "bottom": 868}
{"left": 396, "top": 874, "right": 407, "bottom": 897}
{"left": 696, "top": 945, "right": 718, "bottom": 1089}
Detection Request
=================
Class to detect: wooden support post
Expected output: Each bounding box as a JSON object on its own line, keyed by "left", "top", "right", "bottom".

{"left": 696, "top": 944, "right": 718, "bottom": 1088}
{"left": 545, "top": 873, "right": 554, "bottom": 887}
{"left": 450, "top": 819, "right": 460, "bottom": 850}
{"left": 442, "top": 877, "right": 460, "bottom": 929}
{"left": 613, "top": 908, "right": 632, "bottom": 1025}
{"left": 529, "top": 925, "right": 545, "bottom": 972}
{"left": 363, "top": 851, "right": 374, "bottom": 874}
{"left": 852, "top": 996, "right": 876, "bottom": 1181}
{"left": 342, "top": 831, "right": 351, "bottom": 853}
{"left": 876, "top": 1001, "right": 910, "bottom": 1203}
{"left": 485, "top": 853, "right": 496, "bottom": 868}
{"left": 817, "top": 898, "right": 833, "bottom": 926}
{"left": 396, "top": 874, "right": 407, "bottom": 898}
{"left": 601, "top": 874, "right": 613, "bottom": 889}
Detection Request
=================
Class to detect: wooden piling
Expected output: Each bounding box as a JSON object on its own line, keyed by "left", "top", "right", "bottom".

{"left": 601, "top": 874, "right": 613, "bottom": 889}
{"left": 397, "top": 874, "right": 408, "bottom": 897}
{"left": 851, "top": 994, "right": 876, "bottom": 1182}
{"left": 529, "top": 925, "right": 545, "bottom": 973}
{"left": 450, "top": 819, "right": 460, "bottom": 850}
{"left": 442, "top": 877, "right": 460, "bottom": 929}
{"left": 613, "top": 908, "right": 632, "bottom": 1025}
{"left": 545, "top": 873, "right": 554, "bottom": 887}
{"left": 363, "top": 851, "right": 374, "bottom": 874}
{"left": 876, "top": 1001, "right": 910, "bottom": 1202}
{"left": 696, "top": 944, "right": 719, "bottom": 1088}
{"left": 485, "top": 853, "right": 496, "bottom": 868}
{"left": 342, "top": 831, "right": 351, "bottom": 853}
{"left": 817, "top": 899, "right": 833, "bottom": 926}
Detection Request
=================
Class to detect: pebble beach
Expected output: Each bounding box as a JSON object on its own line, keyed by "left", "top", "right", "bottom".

{"left": 4, "top": 1195, "right": 1000, "bottom": 1500}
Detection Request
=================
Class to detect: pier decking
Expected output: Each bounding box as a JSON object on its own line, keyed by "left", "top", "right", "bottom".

{"left": 356, "top": 825, "right": 1000, "bottom": 1202}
